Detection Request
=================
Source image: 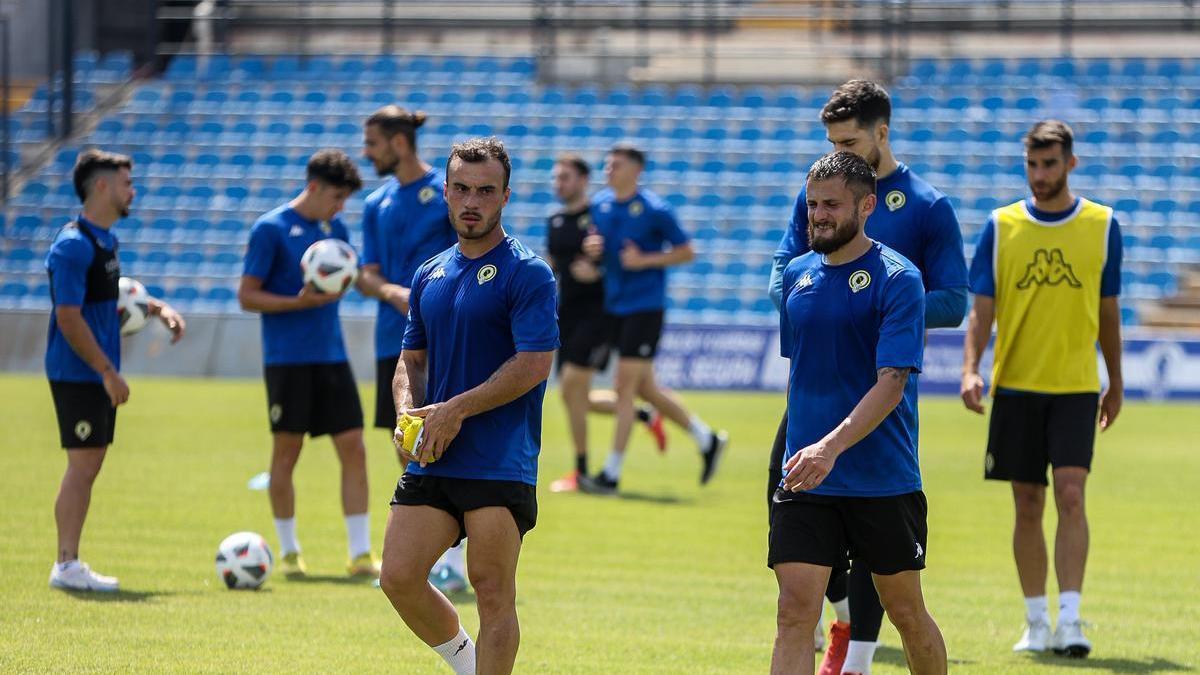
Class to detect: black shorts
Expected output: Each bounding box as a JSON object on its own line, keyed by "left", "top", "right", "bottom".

{"left": 768, "top": 490, "right": 928, "bottom": 576}
{"left": 557, "top": 299, "right": 613, "bottom": 371}
{"left": 390, "top": 473, "right": 538, "bottom": 547}
{"left": 263, "top": 362, "right": 363, "bottom": 437}
{"left": 613, "top": 309, "right": 665, "bottom": 359}
{"left": 374, "top": 355, "right": 400, "bottom": 429}
{"left": 985, "top": 391, "right": 1099, "bottom": 485}
{"left": 49, "top": 380, "right": 117, "bottom": 449}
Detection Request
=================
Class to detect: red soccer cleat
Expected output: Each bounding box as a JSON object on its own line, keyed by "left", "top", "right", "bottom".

{"left": 550, "top": 471, "right": 579, "bottom": 493}
{"left": 645, "top": 411, "right": 668, "bottom": 454}
{"left": 817, "top": 621, "right": 851, "bottom": 675}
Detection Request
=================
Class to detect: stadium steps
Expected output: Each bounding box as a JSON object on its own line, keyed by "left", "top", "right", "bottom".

{"left": 1142, "top": 269, "right": 1200, "bottom": 329}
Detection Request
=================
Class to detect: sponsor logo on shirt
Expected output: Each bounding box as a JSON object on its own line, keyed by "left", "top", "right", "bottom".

{"left": 289, "top": 225, "right": 304, "bottom": 237}
{"left": 430, "top": 267, "right": 447, "bottom": 280}
{"left": 1016, "top": 248, "right": 1082, "bottom": 289}
{"left": 885, "top": 190, "right": 906, "bottom": 211}
{"left": 795, "top": 272, "right": 814, "bottom": 291}
{"left": 477, "top": 264, "right": 498, "bottom": 285}
{"left": 418, "top": 186, "right": 437, "bottom": 204}
{"left": 849, "top": 270, "right": 872, "bottom": 293}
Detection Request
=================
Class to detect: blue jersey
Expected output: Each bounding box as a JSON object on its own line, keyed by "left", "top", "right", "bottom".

{"left": 591, "top": 187, "right": 689, "bottom": 315}
{"left": 44, "top": 217, "right": 121, "bottom": 383}
{"left": 361, "top": 170, "right": 457, "bottom": 359}
{"left": 401, "top": 236, "right": 559, "bottom": 485}
{"left": 777, "top": 163, "right": 967, "bottom": 326}
{"left": 779, "top": 241, "right": 925, "bottom": 497}
{"left": 243, "top": 204, "right": 351, "bottom": 366}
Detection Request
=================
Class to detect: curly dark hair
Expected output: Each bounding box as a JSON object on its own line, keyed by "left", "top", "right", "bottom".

{"left": 447, "top": 137, "right": 512, "bottom": 189}
{"left": 821, "top": 79, "right": 892, "bottom": 129}
{"left": 806, "top": 151, "right": 877, "bottom": 202}
{"left": 306, "top": 149, "right": 363, "bottom": 191}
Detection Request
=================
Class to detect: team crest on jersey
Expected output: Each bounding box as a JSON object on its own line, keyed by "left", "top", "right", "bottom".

{"left": 74, "top": 420, "right": 92, "bottom": 441}
{"left": 418, "top": 186, "right": 437, "bottom": 204}
{"left": 319, "top": 221, "right": 332, "bottom": 235}
{"left": 430, "top": 267, "right": 447, "bottom": 280}
{"left": 849, "top": 271, "right": 872, "bottom": 293}
{"left": 1016, "top": 249, "right": 1082, "bottom": 289}
{"left": 477, "top": 264, "right": 498, "bottom": 284}
{"left": 885, "top": 190, "right": 906, "bottom": 212}
{"left": 629, "top": 201, "right": 644, "bottom": 217}
{"left": 795, "top": 272, "right": 814, "bottom": 291}
{"left": 578, "top": 213, "right": 591, "bottom": 229}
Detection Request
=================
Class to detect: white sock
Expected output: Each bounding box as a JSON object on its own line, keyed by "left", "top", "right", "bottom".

{"left": 843, "top": 640, "right": 877, "bottom": 674}
{"left": 274, "top": 517, "right": 300, "bottom": 555}
{"left": 832, "top": 597, "right": 851, "bottom": 624}
{"left": 344, "top": 513, "right": 371, "bottom": 559}
{"left": 1059, "top": 591, "right": 1081, "bottom": 624}
{"left": 688, "top": 416, "right": 712, "bottom": 449}
{"left": 56, "top": 559, "right": 79, "bottom": 573}
{"left": 438, "top": 542, "right": 466, "bottom": 576}
{"left": 603, "top": 452, "right": 625, "bottom": 480}
{"left": 1024, "top": 595, "right": 1050, "bottom": 624}
{"left": 432, "top": 626, "right": 476, "bottom": 675}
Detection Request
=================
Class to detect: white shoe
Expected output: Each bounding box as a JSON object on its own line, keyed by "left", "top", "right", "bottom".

{"left": 814, "top": 620, "right": 826, "bottom": 652}
{"left": 1013, "top": 619, "right": 1052, "bottom": 652}
{"left": 1052, "top": 619, "right": 1092, "bottom": 658}
{"left": 49, "top": 561, "right": 119, "bottom": 592}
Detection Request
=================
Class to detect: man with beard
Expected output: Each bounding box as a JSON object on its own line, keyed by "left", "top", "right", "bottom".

{"left": 358, "top": 105, "right": 464, "bottom": 591}
{"left": 768, "top": 79, "right": 967, "bottom": 674}
{"left": 961, "top": 120, "right": 1123, "bottom": 658}
{"left": 379, "top": 138, "right": 558, "bottom": 675}
{"left": 772, "top": 151, "right": 945, "bottom": 675}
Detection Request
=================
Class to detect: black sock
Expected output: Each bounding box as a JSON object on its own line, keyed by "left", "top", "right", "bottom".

{"left": 575, "top": 455, "right": 588, "bottom": 476}
{"left": 848, "top": 562, "right": 885, "bottom": 641}
{"left": 635, "top": 406, "right": 652, "bottom": 423}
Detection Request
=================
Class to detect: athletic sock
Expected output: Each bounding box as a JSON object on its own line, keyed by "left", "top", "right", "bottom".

{"left": 603, "top": 452, "right": 625, "bottom": 481}
{"left": 274, "top": 517, "right": 300, "bottom": 555}
{"left": 1058, "top": 591, "right": 1081, "bottom": 624}
{"left": 843, "top": 640, "right": 877, "bottom": 674}
{"left": 688, "top": 416, "right": 712, "bottom": 450}
{"left": 441, "top": 542, "right": 466, "bottom": 577}
{"left": 575, "top": 454, "right": 588, "bottom": 476}
{"left": 832, "top": 597, "right": 851, "bottom": 624}
{"left": 1024, "top": 595, "right": 1050, "bottom": 624}
{"left": 432, "top": 626, "right": 476, "bottom": 675}
{"left": 636, "top": 406, "right": 652, "bottom": 423}
{"left": 56, "top": 559, "right": 79, "bottom": 573}
{"left": 344, "top": 513, "right": 371, "bottom": 559}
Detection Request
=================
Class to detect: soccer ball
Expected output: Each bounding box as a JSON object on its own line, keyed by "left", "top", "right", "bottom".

{"left": 214, "top": 531, "right": 273, "bottom": 590}
{"left": 117, "top": 276, "right": 151, "bottom": 336}
{"left": 300, "top": 238, "right": 358, "bottom": 294}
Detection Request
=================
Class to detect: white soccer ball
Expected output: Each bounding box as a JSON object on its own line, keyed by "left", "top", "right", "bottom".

{"left": 300, "top": 238, "right": 358, "bottom": 295}
{"left": 117, "top": 276, "right": 151, "bottom": 336}
{"left": 215, "top": 531, "right": 273, "bottom": 590}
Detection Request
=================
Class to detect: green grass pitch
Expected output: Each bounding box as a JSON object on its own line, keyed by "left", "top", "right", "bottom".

{"left": 0, "top": 373, "right": 1197, "bottom": 673}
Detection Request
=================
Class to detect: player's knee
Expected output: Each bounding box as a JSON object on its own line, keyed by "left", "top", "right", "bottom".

{"left": 1011, "top": 485, "right": 1045, "bottom": 521}
{"left": 468, "top": 567, "right": 516, "bottom": 616}
{"left": 775, "top": 587, "right": 821, "bottom": 633}
{"left": 1053, "top": 481, "right": 1086, "bottom": 516}
{"left": 882, "top": 597, "right": 926, "bottom": 636}
{"left": 378, "top": 559, "right": 424, "bottom": 599}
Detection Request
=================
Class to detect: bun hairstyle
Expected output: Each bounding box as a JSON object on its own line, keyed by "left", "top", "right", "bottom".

{"left": 367, "top": 105, "right": 428, "bottom": 149}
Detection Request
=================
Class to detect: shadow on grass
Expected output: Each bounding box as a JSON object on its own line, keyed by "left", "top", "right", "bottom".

{"left": 613, "top": 491, "right": 693, "bottom": 505}
{"left": 871, "top": 645, "right": 978, "bottom": 668}
{"left": 1030, "top": 652, "right": 1194, "bottom": 673}
{"left": 57, "top": 588, "right": 177, "bottom": 603}
{"left": 283, "top": 574, "right": 378, "bottom": 587}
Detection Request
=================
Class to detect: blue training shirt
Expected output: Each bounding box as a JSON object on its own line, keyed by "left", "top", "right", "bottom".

{"left": 775, "top": 163, "right": 967, "bottom": 327}
{"left": 591, "top": 186, "right": 689, "bottom": 316}
{"left": 243, "top": 204, "right": 351, "bottom": 366}
{"left": 361, "top": 169, "right": 458, "bottom": 359}
{"left": 779, "top": 241, "right": 926, "bottom": 497}
{"left": 44, "top": 216, "right": 121, "bottom": 383}
{"left": 401, "top": 235, "right": 559, "bottom": 485}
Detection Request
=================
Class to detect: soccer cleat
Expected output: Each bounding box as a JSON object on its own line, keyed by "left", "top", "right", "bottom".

{"left": 429, "top": 565, "right": 468, "bottom": 594}
{"left": 49, "top": 561, "right": 119, "bottom": 593}
{"left": 549, "top": 471, "right": 579, "bottom": 493}
{"left": 817, "top": 621, "right": 850, "bottom": 673}
{"left": 644, "top": 411, "right": 668, "bottom": 454}
{"left": 1013, "top": 619, "right": 1052, "bottom": 652}
{"left": 347, "top": 552, "right": 381, "bottom": 578}
{"left": 278, "top": 552, "right": 308, "bottom": 578}
{"left": 578, "top": 472, "right": 619, "bottom": 496}
{"left": 1052, "top": 620, "right": 1092, "bottom": 658}
{"left": 700, "top": 430, "right": 729, "bottom": 485}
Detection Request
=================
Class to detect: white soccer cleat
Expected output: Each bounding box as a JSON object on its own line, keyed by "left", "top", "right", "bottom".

{"left": 1013, "top": 619, "right": 1052, "bottom": 652}
{"left": 49, "top": 561, "right": 119, "bottom": 593}
{"left": 814, "top": 619, "right": 826, "bottom": 652}
{"left": 1052, "top": 620, "right": 1092, "bottom": 658}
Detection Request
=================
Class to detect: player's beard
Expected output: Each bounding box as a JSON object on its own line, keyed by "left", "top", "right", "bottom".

{"left": 374, "top": 153, "right": 399, "bottom": 177}
{"left": 807, "top": 213, "right": 860, "bottom": 254}
{"left": 453, "top": 209, "right": 502, "bottom": 240}
{"left": 1029, "top": 172, "right": 1068, "bottom": 202}
{"left": 115, "top": 195, "right": 131, "bottom": 218}
{"left": 864, "top": 144, "right": 882, "bottom": 171}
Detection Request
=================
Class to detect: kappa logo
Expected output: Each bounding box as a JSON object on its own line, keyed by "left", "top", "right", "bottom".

{"left": 288, "top": 225, "right": 304, "bottom": 237}
{"left": 629, "top": 201, "right": 644, "bottom": 217}
{"left": 104, "top": 258, "right": 120, "bottom": 274}
{"left": 477, "top": 264, "right": 498, "bottom": 284}
{"left": 380, "top": 197, "right": 393, "bottom": 209}
{"left": 849, "top": 270, "right": 872, "bottom": 293}
{"left": 795, "top": 272, "right": 814, "bottom": 291}
{"left": 915, "top": 542, "right": 924, "bottom": 559}
{"left": 1016, "top": 248, "right": 1082, "bottom": 289}
{"left": 74, "top": 420, "right": 92, "bottom": 441}
{"left": 885, "top": 190, "right": 906, "bottom": 212}
{"left": 269, "top": 404, "right": 283, "bottom": 424}
{"left": 452, "top": 638, "right": 470, "bottom": 656}
{"left": 418, "top": 186, "right": 437, "bottom": 204}
{"left": 430, "top": 267, "right": 447, "bottom": 280}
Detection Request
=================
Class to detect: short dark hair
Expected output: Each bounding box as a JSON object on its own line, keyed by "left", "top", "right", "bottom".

{"left": 555, "top": 152, "right": 590, "bottom": 178}
{"left": 1023, "top": 119, "right": 1074, "bottom": 158}
{"left": 306, "top": 149, "right": 363, "bottom": 191}
{"left": 608, "top": 142, "right": 646, "bottom": 167}
{"left": 447, "top": 137, "right": 512, "bottom": 189}
{"left": 806, "top": 151, "right": 877, "bottom": 202}
{"left": 821, "top": 79, "right": 892, "bottom": 128}
{"left": 73, "top": 149, "right": 132, "bottom": 202}
{"left": 366, "top": 105, "right": 428, "bottom": 150}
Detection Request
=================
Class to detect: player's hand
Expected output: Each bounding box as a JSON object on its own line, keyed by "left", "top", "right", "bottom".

{"left": 382, "top": 284, "right": 411, "bottom": 314}
{"left": 1099, "top": 383, "right": 1123, "bottom": 431}
{"left": 581, "top": 232, "right": 605, "bottom": 259}
{"left": 960, "top": 372, "right": 986, "bottom": 414}
{"left": 782, "top": 442, "right": 837, "bottom": 492}
{"left": 407, "top": 402, "right": 465, "bottom": 467}
{"left": 619, "top": 240, "right": 650, "bottom": 270}
{"left": 296, "top": 284, "right": 340, "bottom": 309}
{"left": 101, "top": 368, "right": 130, "bottom": 407}
{"left": 156, "top": 303, "right": 186, "bottom": 343}
{"left": 568, "top": 258, "right": 601, "bottom": 283}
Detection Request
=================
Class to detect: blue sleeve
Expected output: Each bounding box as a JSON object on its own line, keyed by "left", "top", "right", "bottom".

{"left": 243, "top": 220, "right": 277, "bottom": 280}
{"left": 360, "top": 198, "right": 380, "bottom": 267}
{"left": 1101, "top": 215, "right": 1122, "bottom": 297}
{"left": 657, "top": 207, "right": 689, "bottom": 247}
{"left": 46, "top": 234, "right": 94, "bottom": 306}
{"left": 924, "top": 287, "right": 968, "bottom": 328}
{"left": 768, "top": 255, "right": 789, "bottom": 310}
{"left": 774, "top": 188, "right": 809, "bottom": 261}
{"left": 920, "top": 197, "right": 969, "bottom": 293}
{"left": 778, "top": 263, "right": 796, "bottom": 358}
{"left": 877, "top": 269, "right": 926, "bottom": 373}
{"left": 510, "top": 259, "right": 560, "bottom": 352}
{"left": 401, "top": 267, "right": 428, "bottom": 351}
{"left": 967, "top": 216, "right": 996, "bottom": 297}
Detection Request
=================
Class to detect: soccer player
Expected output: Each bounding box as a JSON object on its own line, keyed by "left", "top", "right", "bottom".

{"left": 772, "top": 151, "right": 946, "bottom": 675}
{"left": 237, "top": 149, "right": 380, "bottom": 579}
{"left": 768, "top": 79, "right": 968, "bottom": 673}
{"left": 46, "top": 149, "right": 186, "bottom": 592}
{"left": 545, "top": 152, "right": 667, "bottom": 493}
{"left": 379, "top": 138, "right": 557, "bottom": 675}
{"left": 356, "top": 105, "right": 464, "bottom": 590}
{"left": 961, "top": 120, "right": 1123, "bottom": 658}
{"left": 581, "top": 143, "right": 728, "bottom": 495}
